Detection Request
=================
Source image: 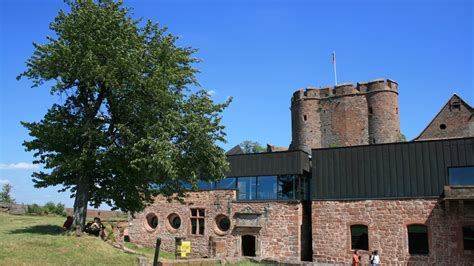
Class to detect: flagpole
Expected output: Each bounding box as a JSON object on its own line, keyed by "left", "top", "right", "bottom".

{"left": 332, "top": 51, "right": 338, "bottom": 85}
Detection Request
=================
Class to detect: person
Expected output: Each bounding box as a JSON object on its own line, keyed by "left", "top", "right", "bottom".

{"left": 370, "top": 250, "right": 380, "bottom": 266}
{"left": 352, "top": 250, "right": 360, "bottom": 266}
{"left": 62, "top": 216, "right": 73, "bottom": 230}
{"left": 84, "top": 217, "right": 105, "bottom": 237}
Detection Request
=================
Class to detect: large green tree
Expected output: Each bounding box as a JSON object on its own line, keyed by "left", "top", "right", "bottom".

{"left": 18, "top": 0, "right": 230, "bottom": 229}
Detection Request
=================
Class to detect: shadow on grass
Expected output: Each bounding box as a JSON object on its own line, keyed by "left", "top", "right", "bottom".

{"left": 8, "top": 225, "right": 64, "bottom": 235}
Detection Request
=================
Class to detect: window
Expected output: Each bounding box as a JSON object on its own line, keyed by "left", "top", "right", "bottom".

{"left": 303, "top": 115, "right": 307, "bottom": 121}
{"left": 369, "top": 107, "right": 373, "bottom": 114}
{"left": 278, "top": 175, "right": 295, "bottom": 200}
{"left": 257, "top": 176, "right": 277, "bottom": 200}
{"left": 197, "top": 181, "right": 214, "bottom": 190}
{"left": 463, "top": 226, "right": 474, "bottom": 251}
{"left": 167, "top": 213, "right": 181, "bottom": 230}
{"left": 407, "top": 225, "right": 429, "bottom": 255}
{"left": 190, "top": 208, "right": 205, "bottom": 235}
{"left": 440, "top": 124, "right": 447, "bottom": 130}
{"left": 237, "top": 177, "right": 257, "bottom": 200}
{"left": 145, "top": 213, "right": 158, "bottom": 230}
{"left": 215, "top": 214, "right": 231, "bottom": 232}
{"left": 215, "top": 177, "right": 236, "bottom": 189}
{"left": 451, "top": 101, "right": 461, "bottom": 110}
{"left": 225, "top": 175, "right": 308, "bottom": 201}
{"left": 449, "top": 167, "right": 474, "bottom": 185}
{"left": 351, "top": 225, "right": 369, "bottom": 250}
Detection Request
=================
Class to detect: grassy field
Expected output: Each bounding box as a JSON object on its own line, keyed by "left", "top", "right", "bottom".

{"left": 0, "top": 212, "right": 140, "bottom": 265}
{"left": 0, "top": 212, "right": 260, "bottom": 265}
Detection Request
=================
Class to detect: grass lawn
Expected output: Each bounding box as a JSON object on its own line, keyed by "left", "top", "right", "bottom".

{"left": 0, "top": 212, "right": 261, "bottom": 265}
{"left": 0, "top": 212, "right": 140, "bottom": 265}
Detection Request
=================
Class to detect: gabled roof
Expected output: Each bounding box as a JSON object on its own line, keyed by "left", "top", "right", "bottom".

{"left": 225, "top": 145, "right": 243, "bottom": 155}
{"left": 414, "top": 94, "right": 473, "bottom": 140}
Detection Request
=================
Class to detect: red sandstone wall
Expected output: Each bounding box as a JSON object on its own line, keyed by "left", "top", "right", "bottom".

{"left": 291, "top": 91, "right": 321, "bottom": 151}
{"left": 320, "top": 93, "right": 369, "bottom": 148}
{"left": 366, "top": 80, "right": 400, "bottom": 144}
{"left": 128, "top": 190, "right": 237, "bottom": 258}
{"left": 128, "top": 190, "right": 303, "bottom": 261}
{"left": 417, "top": 95, "right": 473, "bottom": 141}
{"left": 232, "top": 201, "right": 303, "bottom": 262}
{"left": 312, "top": 199, "right": 474, "bottom": 265}
{"left": 290, "top": 79, "right": 399, "bottom": 151}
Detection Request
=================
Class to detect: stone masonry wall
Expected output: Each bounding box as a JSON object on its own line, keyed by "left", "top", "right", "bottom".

{"left": 417, "top": 95, "right": 473, "bottom": 141}
{"left": 290, "top": 79, "right": 399, "bottom": 151}
{"left": 312, "top": 199, "right": 474, "bottom": 265}
{"left": 128, "top": 190, "right": 237, "bottom": 258}
{"left": 129, "top": 190, "right": 304, "bottom": 261}
{"left": 320, "top": 94, "right": 369, "bottom": 148}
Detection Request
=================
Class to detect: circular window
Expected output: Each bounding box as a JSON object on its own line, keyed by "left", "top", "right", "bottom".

{"left": 216, "top": 214, "right": 231, "bottom": 232}
{"left": 167, "top": 213, "right": 181, "bottom": 230}
{"left": 145, "top": 213, "right": 158, "bottom": 231}
{"left": 440, "top": 124, "right": 447, "bottom": 130}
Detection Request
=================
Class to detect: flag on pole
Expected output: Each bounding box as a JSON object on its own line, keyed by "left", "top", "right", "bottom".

{"left": 332, "top": 51, "right": 338, "bottom": 85}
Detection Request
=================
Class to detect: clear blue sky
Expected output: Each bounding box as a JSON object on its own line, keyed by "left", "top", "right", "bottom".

{"left": 0, "top": 0, "right": 472, "bottom": 208}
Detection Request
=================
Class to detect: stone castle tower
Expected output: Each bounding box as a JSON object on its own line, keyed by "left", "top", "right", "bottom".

{"left": 289, "top": 78, "right": 400, "bottom": 152}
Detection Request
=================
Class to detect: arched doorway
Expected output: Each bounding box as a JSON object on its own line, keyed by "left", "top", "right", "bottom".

{"left": 241, "top": 235, "right": 256, "bottom": 256}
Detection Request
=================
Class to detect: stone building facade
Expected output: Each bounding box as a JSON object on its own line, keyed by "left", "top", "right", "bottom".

{"left": 290, "top": 79, "right": 400, "bottom": 152}
{"left": 312, "top": 199, "right": 474, "bottom": 265}
{"left": 129, "top": 190, "right": 308, "bottom": 262}
{"left": 415, "top": 94, "right": 473, "bottom": 141}
{"left": 128, "top": 79, "right": 474, "bottom": 264}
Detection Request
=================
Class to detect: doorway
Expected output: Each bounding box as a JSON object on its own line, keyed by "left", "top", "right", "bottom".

{"left": 241, "top": 235, "right": 256, "bottom": 257}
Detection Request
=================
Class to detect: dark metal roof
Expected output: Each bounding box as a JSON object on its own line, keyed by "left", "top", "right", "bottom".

{"left": 311, "top": 137, "right": 474, "bottom": 200}
{"left": 226, "top": 150, "right": 310, "bottom": 177}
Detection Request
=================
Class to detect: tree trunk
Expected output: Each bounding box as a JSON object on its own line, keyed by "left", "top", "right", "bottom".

{"left": 73, "top": 178, "right": 89, "bottom": 230}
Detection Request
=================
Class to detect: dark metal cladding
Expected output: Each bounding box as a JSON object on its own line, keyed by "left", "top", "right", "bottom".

{"left": 227, "top": 150, "right": 310, "bottom": 177}
{"left": 311, "top": 137, "right": 474, "bottom": 200}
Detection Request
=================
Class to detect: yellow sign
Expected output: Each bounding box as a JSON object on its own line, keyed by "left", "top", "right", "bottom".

{"left": 178, "top": 241, "right": 191, "bottom": 258}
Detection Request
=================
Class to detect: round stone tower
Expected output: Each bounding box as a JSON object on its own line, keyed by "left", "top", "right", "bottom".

{"left": 289, "top": 88, "right": 321, "bottom": 152}
{"left": 366, "top": 79, "right": 400, "bottom": 144}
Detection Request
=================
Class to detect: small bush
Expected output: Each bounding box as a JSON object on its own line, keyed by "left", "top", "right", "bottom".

{"left": 44, "top": 201, "right": 56, "bottom": 214}
{"left": 27, "top": 202, "right": 66, "bottom": 216}
{"left": 28, "top": 204, "right": 45, "bottom": 215}
{"left": 54, "top": 202, "right": 66, "bottom": 216}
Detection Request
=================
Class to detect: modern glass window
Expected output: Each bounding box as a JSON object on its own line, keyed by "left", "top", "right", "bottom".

{"left": 257, "top": 176, "right": 278, "bottom": 200}
{"left": 189, "top": 175, "right": 310, "bottom": 201}
{"left": 351, "top": 225, "right": 369, "bottom": 250}
{"left": 197, "top": 181, "right": 214, "bottom": 190}
{"left": 215, "top": 177, "right": 236, "bottom": 189}
{"left": 449, "top": 167, "right": 474, "bottom": 185}
{"left": 190, "top": 208, "right": 205, "bottom": 235}
{"left": 237, "top": 177, "right": 257, "bottom": 200}
{"left": 463, "top": 226, "right": 474, "bottom": 251}
{"left": 278, "top": 175, "right": 295, "bottom": 200}
{"left": 407, "top": 225, "right": 429, "bottom": 255}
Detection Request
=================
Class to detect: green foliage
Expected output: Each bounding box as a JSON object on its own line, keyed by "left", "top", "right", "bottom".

{"left": 0, "top": 183, "right": 15, "bottom": 204}
{"left": 239, "top": 140, "right": 266, "bottom": 153}
{"left": 397, "top": 132, "right": 407, "bottom": 142}
{"left": 18, "top": 0, "right": 231, "bottom": 222}
{"left": 27, "top": 204, "right": 45, "bottom": 215}
{"left": 54, "top": 202, "right": 66, "bottom": 216}
{"left": 27, "top": 202, "right": 66, "bottom": 216}
{"left": 44, "top": 201, "right": 57, "bottom": 214}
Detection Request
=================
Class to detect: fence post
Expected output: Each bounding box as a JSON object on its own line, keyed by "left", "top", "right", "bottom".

{"left": 153, "top": 237, "right": 161, "bottom": 266}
